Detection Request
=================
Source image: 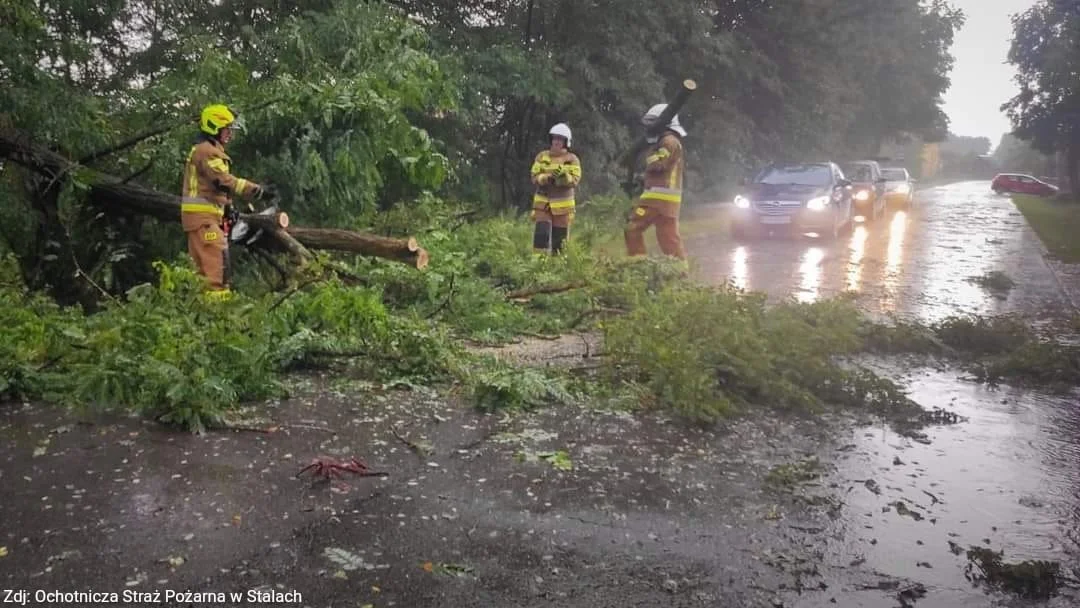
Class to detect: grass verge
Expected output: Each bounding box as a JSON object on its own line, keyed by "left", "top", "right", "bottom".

{"left": 1012, "top": 195, "right": 1080, "bottom": 263}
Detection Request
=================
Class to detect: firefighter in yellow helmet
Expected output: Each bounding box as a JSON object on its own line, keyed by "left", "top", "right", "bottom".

{"left": 180, "top": 104, "right": 272, "bottom": 295}
{"left": 530, "top": 123, "right": 582, "bottom": 254}
{"left": 625, "top": 104, "right": 688, "bottom": 260}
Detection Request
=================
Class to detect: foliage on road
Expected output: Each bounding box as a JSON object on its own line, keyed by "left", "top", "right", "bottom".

{"left": 965, "top": 546, "right": 1063, "bottom": 600}
{"left": 865, "top": 314, "right": 1080, "bottom": 391}
{"left": 603, "top": 288, "right": 921, "bottom": 422}
{"left": 968, "top": 271, "right": 1016, "bottom": 298}
{"left": 1012, "top": 195, "right": 1080, "bottom": 263}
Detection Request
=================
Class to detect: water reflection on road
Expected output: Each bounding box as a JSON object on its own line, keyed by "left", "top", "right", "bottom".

{"left": 847, "top": 225, "right": 868, "bottom": 293}
{"left": 692, "top": 181, "right": 1067, "bottom": 320}
{"left": 688, "top": 181, "right": 1079, "bottom": 607}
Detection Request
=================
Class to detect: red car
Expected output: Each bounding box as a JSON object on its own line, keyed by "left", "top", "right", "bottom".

{"left": 991, "top": 173, "right": 1058, "bottom": 197}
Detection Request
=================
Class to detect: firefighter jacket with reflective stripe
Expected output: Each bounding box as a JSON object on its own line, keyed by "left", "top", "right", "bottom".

{"left": 639, "top": 132, "right": 684, "bottom": 218}
{"left": 180, "top": 137, "right": 261, "bottom": 230}
{"left": 531, "top": 150, "right": 581, "bottom": 215}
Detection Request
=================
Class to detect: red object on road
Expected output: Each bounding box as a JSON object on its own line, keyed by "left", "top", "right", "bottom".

{"left": 991, "top": 173, "right": 1058, "bottom": 197}
{"left": 296, "top": 456, "right": 389, "bottom": 481}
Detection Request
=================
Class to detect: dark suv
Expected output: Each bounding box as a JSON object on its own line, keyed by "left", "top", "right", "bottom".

{"left": 732, "top": 162, "right": 854, "bottom": 240}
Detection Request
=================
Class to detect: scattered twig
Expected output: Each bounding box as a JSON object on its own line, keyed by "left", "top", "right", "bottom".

{"left": 250, "top": 247, "right": 289, "bottom": 289}
{"left": 426, "top": 272, "right": 456, "bottom": 319}
{"left": 390, "top": 425, "right": 428, "bottom": 458}
{"left": 66, "top": 233, "right": 119, "bottom": 304}
{"left": 520, "top": 331, "right": 562, "bottom": 341}
{"left": 284, "top": 423, "right": 336, "bottom": 434}
{"left": 505, "top": 280, "right": 588, "bottom": 301}
{"left": 215, "top": 423, "right": 276, "bottom": 434}
{"left": 327, "top": 261, "right": 369, "bottom": 286}
{"left": 923, "top": 489, "right": 942, "bottom": 505}
{"left": 268, "top": 277, "right": 323, "bottom": 312}
{"left": 568, "top": 305, "right": 628, "bottom": 329}
{"left": 447, "top": 210, "right": 480, "bottom": 230}
{"left": 305, "top": 349, "right": 369, "bottom": 358}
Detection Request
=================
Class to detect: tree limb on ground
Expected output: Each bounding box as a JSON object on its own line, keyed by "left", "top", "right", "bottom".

{"left": 505, "top": 280, "right": 588, "bottom": 301}
{"left": 0, "top": 128, "right": 429, "bottom": 270}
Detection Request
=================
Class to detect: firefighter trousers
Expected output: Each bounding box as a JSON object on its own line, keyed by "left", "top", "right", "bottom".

{"left": 532, "top": 207, "right": 574, "bottom": 253}
{"left": 624, "top": 205, "right": 686, "bottom": 259}
{"left": 183, "top": 214, "right": 230, "bottom": 291}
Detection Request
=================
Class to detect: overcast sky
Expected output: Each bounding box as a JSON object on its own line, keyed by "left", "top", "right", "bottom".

{"left": 942, "top": 0, "right": 1037, "bottom": 147}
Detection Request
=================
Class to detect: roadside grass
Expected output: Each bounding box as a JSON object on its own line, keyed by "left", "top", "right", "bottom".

{"left": 1012, "top": 195, "right": 1080, "bottom": 263}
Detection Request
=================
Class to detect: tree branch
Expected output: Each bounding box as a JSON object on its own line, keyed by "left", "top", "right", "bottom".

{"left": 78, "top": 120, "right": 190, "bottom": 165}
{"left": 77, "top": 98, "right": 285, "bottom": 165}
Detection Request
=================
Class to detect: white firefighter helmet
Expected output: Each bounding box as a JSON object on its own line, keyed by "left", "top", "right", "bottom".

{"left": 549, "top": 123, "right": 572, "bottom": 147}
{"left": 642, "top": 103, "right": 687, "bottom": 138}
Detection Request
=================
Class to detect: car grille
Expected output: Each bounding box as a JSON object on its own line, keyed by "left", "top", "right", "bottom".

{"left": 752, "top": 200, "right": 803, "bottom": 215}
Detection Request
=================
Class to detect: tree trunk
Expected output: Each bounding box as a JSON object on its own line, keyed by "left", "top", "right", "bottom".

{"left": 1, "top": 128, "right": 430, "bottom": 271}
{"left": 286, "top": 228, "right": 429, "bottom": 269}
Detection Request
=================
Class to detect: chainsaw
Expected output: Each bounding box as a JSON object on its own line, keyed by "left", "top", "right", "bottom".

{"left": 227, "top": 186, "right": 282, "bottom": 247}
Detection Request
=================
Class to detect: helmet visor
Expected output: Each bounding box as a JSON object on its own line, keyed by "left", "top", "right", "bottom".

{"left": 228, "top": 113, "right": 246, "bottom": 132}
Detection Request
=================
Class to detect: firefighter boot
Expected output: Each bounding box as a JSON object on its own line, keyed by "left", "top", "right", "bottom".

{"left": 532, "top": 220, "right": 552, "bottom": 254}
{"left": 551, "top": 226, "right": 569, "bottom": 254}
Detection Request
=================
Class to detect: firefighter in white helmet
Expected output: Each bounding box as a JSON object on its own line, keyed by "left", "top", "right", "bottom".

{"left": 625, "top": 104, "right": 687, "bottom": 259}
{"left": 530, "top": 123, "right": 582, "bottom": 254}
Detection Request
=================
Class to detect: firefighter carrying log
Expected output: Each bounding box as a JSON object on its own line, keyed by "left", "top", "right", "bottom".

{"left": 624, "top": 104, "right": 688, "bottom": 260}
{"left": 180, "top": 104, "right": 274, "bottom": 296}
{"left": 530, "top": 123, "right": 582, "bottom": 254}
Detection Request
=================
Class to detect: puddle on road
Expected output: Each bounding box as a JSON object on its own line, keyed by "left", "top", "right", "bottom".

{"left": 689, "top": 183, "right": 1080, "bottom": 606}
{"left": 820, "top": 366, "right": 1080, "bottom": 606}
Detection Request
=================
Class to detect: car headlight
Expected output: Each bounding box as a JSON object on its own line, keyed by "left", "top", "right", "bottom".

{"left": 854, "top": 190, "right": 870, "bottom": 201}
{"left": 806, "top": 196, "right": 829, "bottom": 211}
{"left": 895, "top": 184, "right": 911, "bottom": 194}
{"left": 734, "top": 195, "right": 750, "bottom": 209}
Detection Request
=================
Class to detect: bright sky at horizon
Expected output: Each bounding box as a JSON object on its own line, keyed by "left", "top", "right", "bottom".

{"left": 942, "top": 0, "right": 1038, "bottom": 147}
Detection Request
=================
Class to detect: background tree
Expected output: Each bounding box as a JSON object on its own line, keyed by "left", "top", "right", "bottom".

{"left": 993, "top": 133, "right": 1058, "bottom": 178}
{"left": 1, "top": 0, "right": 965, "bottom": 304}
{"left": 1003, "top": 0, "right": 1080, "bottom": 195}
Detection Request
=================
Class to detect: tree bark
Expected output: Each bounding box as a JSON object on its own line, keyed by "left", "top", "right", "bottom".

{"left": 286, "top": 228, "right": 429, "bottom": 269}
{"left": 1, "top": 128, "right": 429, "bottom": 269}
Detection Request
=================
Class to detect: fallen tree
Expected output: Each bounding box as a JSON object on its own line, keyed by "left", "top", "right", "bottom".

{"left": 0, "top": 129, "right": 429, "bottom": 270}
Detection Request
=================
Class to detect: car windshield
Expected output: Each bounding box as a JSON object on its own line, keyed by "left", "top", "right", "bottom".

{"left": 882, "top": 168, "right": 907, "bottom": 181}
{"left": 842, "top": 164, "right": 873, "bottom": 182}
{"left": 755, "top": 165, "right": 832, "bottom": 187}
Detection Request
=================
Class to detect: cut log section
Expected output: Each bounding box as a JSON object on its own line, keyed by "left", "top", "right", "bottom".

{"left": 287, "top": 228, "right": 429, "bottom": 269}
{"left": 1, "top": 128, "right": 429, "bottom": 270}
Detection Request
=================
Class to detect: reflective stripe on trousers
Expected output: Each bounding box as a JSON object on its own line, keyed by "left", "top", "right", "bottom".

{"left": 640, "top": 187, "right": 682, "bottom": 204}
{"left": 180, "top": 198, "right": 225, "bottom": 216}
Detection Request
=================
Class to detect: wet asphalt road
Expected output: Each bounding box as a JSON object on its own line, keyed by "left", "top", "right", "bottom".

{"left": 689, "top": 181, "right": 1071, "bottom": 321}
{"left": 1, "top": 181, "right": 1079, "bottom": 607}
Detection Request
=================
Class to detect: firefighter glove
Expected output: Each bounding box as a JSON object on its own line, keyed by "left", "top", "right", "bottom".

{"left": 256, "top": 184, "right": 279, "bottom": 203}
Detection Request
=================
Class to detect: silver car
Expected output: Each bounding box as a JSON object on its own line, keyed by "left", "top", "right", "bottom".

{"left": 881, "top": 167, "right": 915, "bottom": 208}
